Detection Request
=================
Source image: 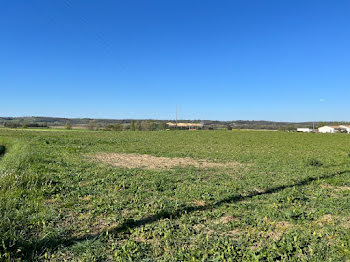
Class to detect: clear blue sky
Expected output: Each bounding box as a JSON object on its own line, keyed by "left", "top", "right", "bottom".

{"left": 1, "top": 0, "right": 349, "bottom": 121}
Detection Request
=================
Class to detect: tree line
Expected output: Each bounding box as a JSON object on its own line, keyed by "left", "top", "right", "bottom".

{"left": 63, "top": 120, "right": 169, "bottom": 131}
{"left": 3, "top": 122, "right": 48, "bottom": 128}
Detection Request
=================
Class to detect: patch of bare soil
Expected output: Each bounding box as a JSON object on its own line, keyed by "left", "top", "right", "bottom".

{"left": 257, "top": 222, "right": 291, "bottom": 241}
{"left": 316, "top": 214, "right": 336, "bottom": 227}
{"left": 321, "top": 184, "right": 350, "bottom": 191}
{"left": 93, "top": 153, "right": 242, "bottom": 170}
{"left": 213, "top": 215, "right": 238, "bottom": 225}
{"left": 259, "top": 220, "right": 293, "bottom": 241}
{"left": 341, "top": 217, "right": 350, "bottom": 229}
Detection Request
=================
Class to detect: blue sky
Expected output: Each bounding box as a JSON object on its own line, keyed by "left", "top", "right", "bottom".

{"left": 1, "top": 0, "right": 349, "bottom": 121}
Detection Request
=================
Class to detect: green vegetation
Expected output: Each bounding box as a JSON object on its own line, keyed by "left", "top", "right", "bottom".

{"left": 64, "top": 121, "right": 72, "bottom": 130}
{"left": 131, "top": 120, "right": 135, "bottom": 131}
{"left": 87, "top": 120, "right": 96, "bottom": 130}
{"left": 2, "top": 116, "right": 350, "bottom": 131}
{"left": 0, "top": 129, "right": 349, "bottom": 261}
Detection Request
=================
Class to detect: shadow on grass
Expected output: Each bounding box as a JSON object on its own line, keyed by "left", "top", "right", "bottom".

{"left": 14, "top": 169, "right": 350, "bottom": 258}
{"left": 0, "top": 145, "right": 5, "bottom": 157}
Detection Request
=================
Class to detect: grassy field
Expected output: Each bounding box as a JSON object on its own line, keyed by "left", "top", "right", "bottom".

{"left": 0, "top": 129, "right": 349, "bottom": 261}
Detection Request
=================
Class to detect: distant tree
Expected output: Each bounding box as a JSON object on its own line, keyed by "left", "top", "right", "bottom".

{"left": 113, "top": 123, "right": 121, "bottom": 131}
{"left": 122, "top": 124, "right": 130, "bottom": 131}
{"left": 97, "top": 123, "right": 104, "bottom": 130}
{"left": 87, "top": 120, "right": 96, "bottom": 130}
{"left": 159, "top": 122, "right": 167, "bottom": 130}
{"left": 141, "top": 120, "right": 152, "bottom": 131}
{"left": 151, "top": 121, "right": 158, "bottom": 131}
{"left": 130, "top": 120, "right": 135, "bottom": 131}
{"left": 135, "top": 121, "right": 142, "bottom": 131}
{"left": 64, "top": 121, "right": 72, "bottom": 130}
{"left": 4, "top": 122, "right": 19, "bottom": 128}
{"left": 317, "top": 122, "right": 327, "bottom": 129}
{"left": 104, "top": 124, "right": 114, "bottom": 131}
{"left": 22, "top": 123, "right": 28, "bottom": 129}
{"left": 227, "top": 125, "right": 232, "bottom": 130}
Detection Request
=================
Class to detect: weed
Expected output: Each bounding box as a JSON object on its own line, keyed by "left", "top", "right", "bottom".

{"left": 307, "top": 158, "right": 323, "bottom": 167}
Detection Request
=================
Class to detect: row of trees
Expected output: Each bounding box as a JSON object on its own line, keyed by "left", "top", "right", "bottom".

{"left": 4, "top": 122, "right": 48, "bottom": 128}
{"left": 64, "top": 120, "right": 169, "bottom": 131}
{"left": 102, "top": 120, "right": 168, "bottom": 131}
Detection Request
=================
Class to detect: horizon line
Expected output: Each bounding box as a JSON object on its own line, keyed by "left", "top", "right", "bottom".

{"left": 1, "top": 115, "right": 350, "bottom": 124}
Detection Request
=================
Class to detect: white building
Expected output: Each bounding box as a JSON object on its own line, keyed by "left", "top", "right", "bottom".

{"left": 340, "top": 125, "right": 350, "bottom": 133}
{"left": 318, "top": 126, "right": 341, "bottom": 133}
{"left": 297, "top": 128, "right": 313, "bottom": 133}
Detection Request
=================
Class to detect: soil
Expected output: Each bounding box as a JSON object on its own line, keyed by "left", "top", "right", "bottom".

{"left": 93, "top": 152, "right": 241, "bottom": 170}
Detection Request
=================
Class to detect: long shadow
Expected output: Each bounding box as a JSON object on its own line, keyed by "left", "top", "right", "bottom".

{"left": 15, "top": 169, "right": 350, "bottom": 258}
{"left": 0, "top": 145, "right": 5, "bottom": 157}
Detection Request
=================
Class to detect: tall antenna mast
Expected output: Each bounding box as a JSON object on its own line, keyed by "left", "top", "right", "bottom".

{"left": 176, "top": 106, "right": 178, "bottom": 127}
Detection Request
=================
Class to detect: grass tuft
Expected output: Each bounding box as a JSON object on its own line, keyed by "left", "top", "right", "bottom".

{"left": 307, "top": 158, "right": 323, "bottom": 167}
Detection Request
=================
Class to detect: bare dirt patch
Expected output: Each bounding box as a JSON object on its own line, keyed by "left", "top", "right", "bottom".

{"left": 316, "top": 214, "right": 335, "bottom": 227}
{"left": 93, "top": 153, "right": 242, "bottom": 170}
{"left": 341, "top": 217, "right": 350, "bottom": 229}
{"left": 251, "top": 220, "right": 293, "bottom": 242}
{"left": 213, "top": 215, "right": 238, "bottom": 225}
{"left": 261, "top": 221, "right": 293, "bottom": 241}
{"left": 321, "top": 184, "right": 350, "bottom": 191}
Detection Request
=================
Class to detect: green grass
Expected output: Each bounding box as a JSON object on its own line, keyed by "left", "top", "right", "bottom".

{"left": 0, "top": 129, "right": 349, "bottom": 261}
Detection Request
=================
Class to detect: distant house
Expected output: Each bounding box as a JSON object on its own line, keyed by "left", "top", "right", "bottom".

{"left": 297, "top": 128, "right": 313, "bottom": 133}
{"left": 340, "top": 125, "right": 350, "bottom": 133}
{"left": 318, "top": 126, "right": 342, "bottom": 133}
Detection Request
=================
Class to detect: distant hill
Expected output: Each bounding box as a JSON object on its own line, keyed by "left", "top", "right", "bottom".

{"left": 0, "top": 116, "right": 349, "bottom": 130}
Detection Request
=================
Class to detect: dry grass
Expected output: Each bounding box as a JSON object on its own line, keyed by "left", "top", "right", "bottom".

{"left": 341, "top": 217, "right": 350, "bottom": 229}
{"left": 321, "top": 184, "right": 350, "bottom": 191}
{"left": 93, "top": 153, "right": 242, "bottom": 170}
{"left": 214, "top": 215, "right": 238, "bottom": 224}
{"left": 192, "top": 200, "right": 206, "bottom": 207}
